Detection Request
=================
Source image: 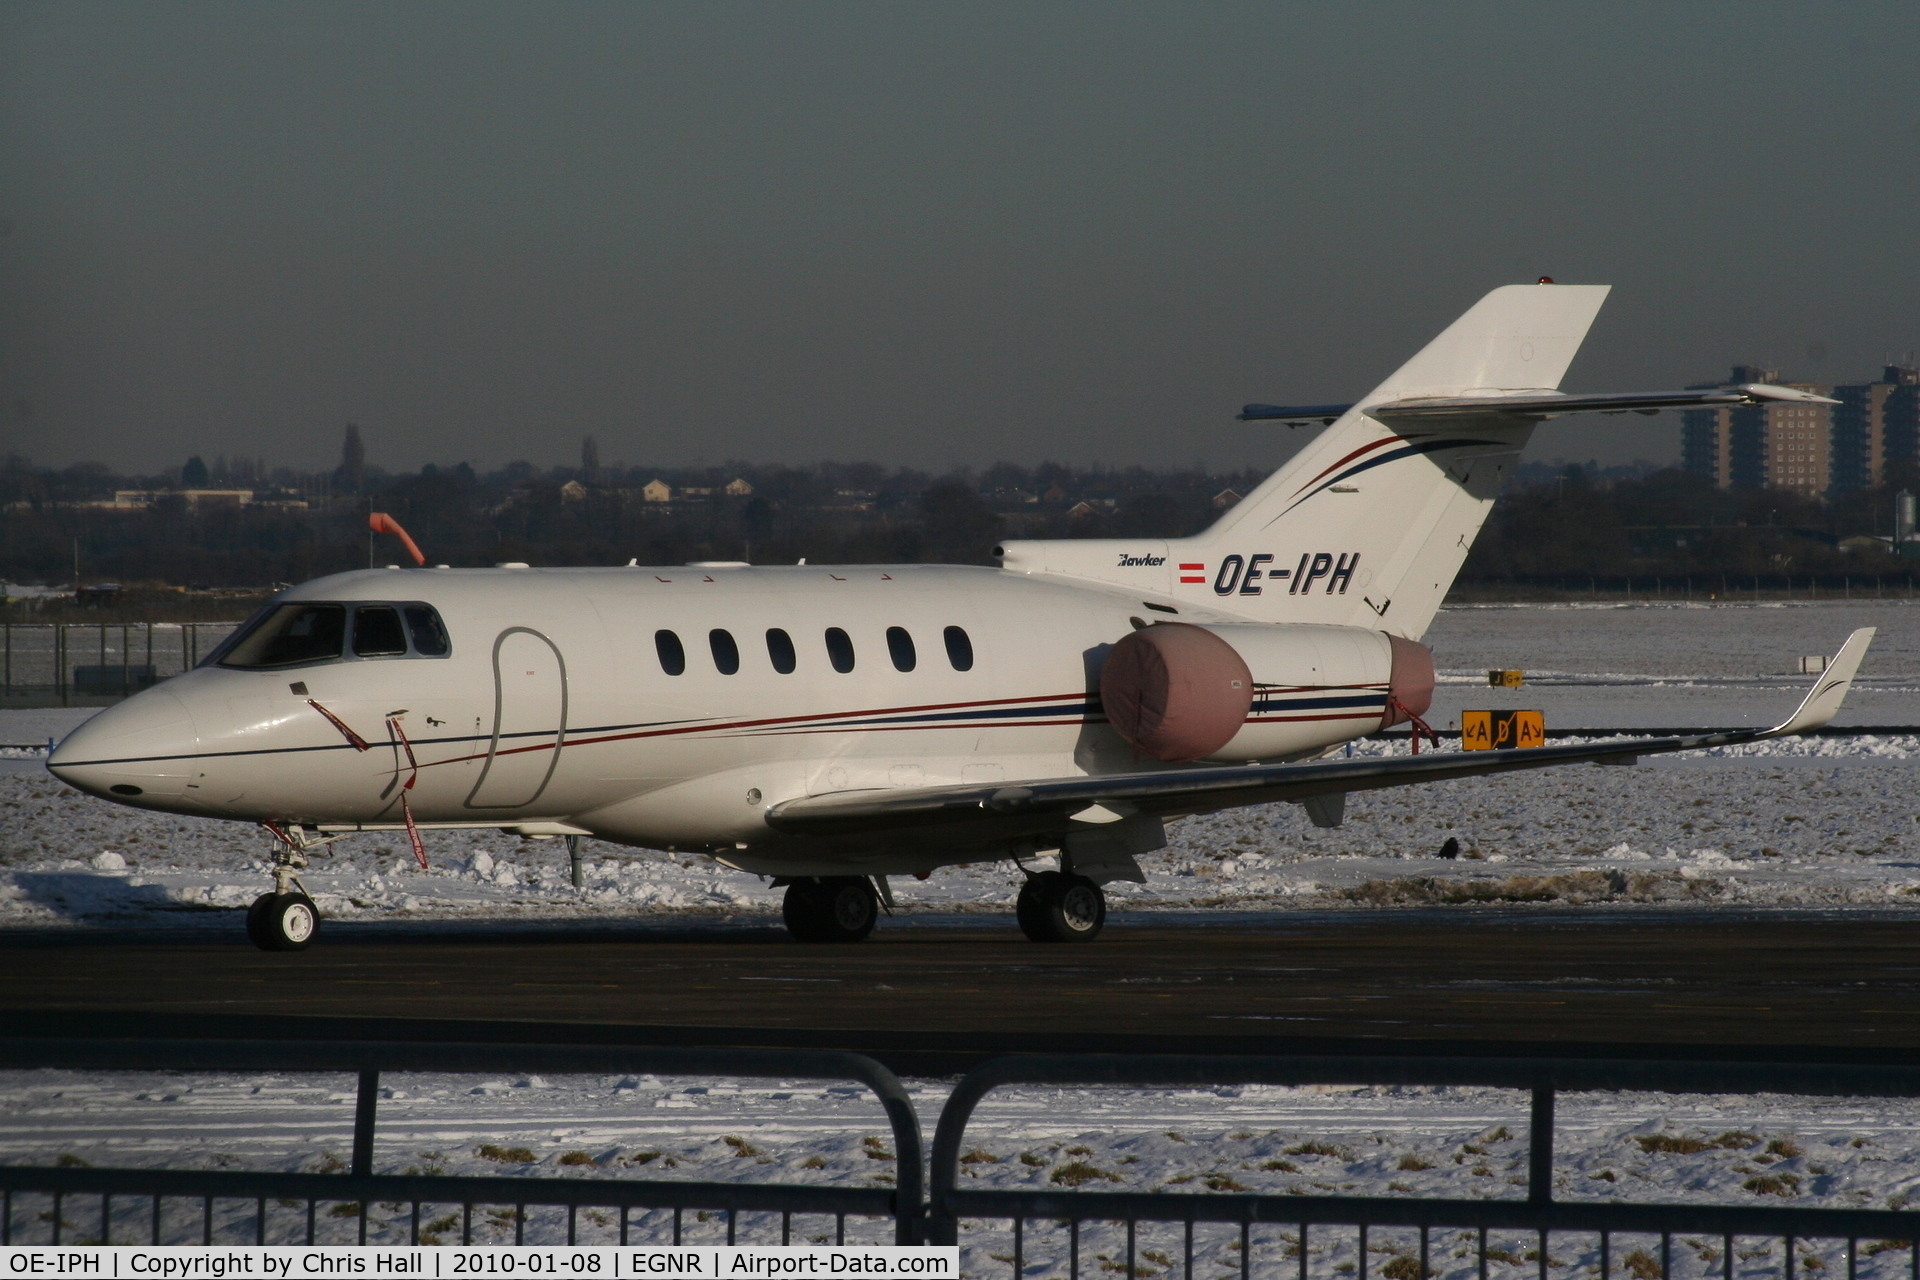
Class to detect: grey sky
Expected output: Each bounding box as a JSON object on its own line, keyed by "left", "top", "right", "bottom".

{"left": 3, "top": 2, "right": 1917, "bottom": 476}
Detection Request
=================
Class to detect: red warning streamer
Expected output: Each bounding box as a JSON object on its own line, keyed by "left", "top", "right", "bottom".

{"left": 308, "top": 700, "right": 371, "bottom": 751}
{"left": 1387, "top": 695, "right": 1442, "bottom": 755}
{"left": 398, "top": 793, "right": 427, "bottom": 870}
{"left": 388, "top": 715, "right": 428, "bottom": 870}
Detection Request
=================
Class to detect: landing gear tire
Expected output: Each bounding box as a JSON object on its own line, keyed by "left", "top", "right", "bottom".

{"left": 783, "top": 877, "right": 878, "bottom": 943}
{"left": 245, "top": 893, "right": 274, "bottom": 949}
{"left": 1016, "top": 871, "right": 1105, "bottom": 943}
{"left": 249, "top": 891, "right": 320, "bottom": 952}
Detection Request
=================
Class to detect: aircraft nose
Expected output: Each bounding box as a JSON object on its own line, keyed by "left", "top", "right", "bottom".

{"left": 47, "top": 689, "right": 200, "bottom": 801}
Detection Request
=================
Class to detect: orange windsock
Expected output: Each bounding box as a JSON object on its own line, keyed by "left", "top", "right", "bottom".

{"left": 368, "top": 512, "right": 426, "bottom": 566}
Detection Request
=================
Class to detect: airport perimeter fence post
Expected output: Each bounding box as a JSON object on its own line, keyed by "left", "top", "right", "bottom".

{"left": 351, "top": 1069, "right": 379, "bottom": 1177}
{"left": 1528, "top": 1085, "right": 1554, "bottom": 1207}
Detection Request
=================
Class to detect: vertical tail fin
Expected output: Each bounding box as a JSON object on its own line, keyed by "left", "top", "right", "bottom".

{"left": 997, "top": 283, "right": 1611, "bottom": 639}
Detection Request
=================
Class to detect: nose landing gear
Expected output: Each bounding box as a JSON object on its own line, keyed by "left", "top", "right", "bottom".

{"left": 248, "top": 824, "right": 322, "bottom": 952}
{"left": 247, "top": 889, "right": 320, "bottom": 951}
{"left": 1016, "top": 869, "right": 1106, "bottom": 943}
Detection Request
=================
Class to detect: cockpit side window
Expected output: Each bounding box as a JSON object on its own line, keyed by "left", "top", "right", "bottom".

{"left": 353, "top": 606, "right": 409, "bottom": 657}
{"left": 219, "top": 604, "right": 347, "bottom": 669}
{"left": 405, "top": 606, "right": 451, "bottom": 656}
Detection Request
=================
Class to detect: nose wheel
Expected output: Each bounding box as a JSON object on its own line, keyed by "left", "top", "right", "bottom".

{"left": 248, "top": 823, "right": 323, "bottom": 952}
{"left": 1016, "top": 870, "right": 1105, "bottom": 943}
{"left": 247, "top": 891, "right": 320, "bottom": 951}
{"left": 783, "top": 876, "right": 879, "bottom": 943}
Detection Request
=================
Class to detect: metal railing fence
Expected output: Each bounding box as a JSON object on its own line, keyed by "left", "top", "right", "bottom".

{"left": 5, "top": 1040, "right": 1920, "bottom": 1270}
{"left": 0, "top": 622, "right": 242, "bottom": 705}
{"left": 927, "top": 1054, "right": 1920, "bottom": 1277}
{"left": 0, "top": 1039, "right": 922, "bottom": 1247}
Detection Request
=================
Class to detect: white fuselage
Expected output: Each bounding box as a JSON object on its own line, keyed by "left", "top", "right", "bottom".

{"left": 49, "top": 563, "right": 1399, "bottom": 876}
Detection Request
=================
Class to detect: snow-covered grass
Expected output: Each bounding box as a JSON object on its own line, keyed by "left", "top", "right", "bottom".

{"left": 8, "top": 1069, "right": 1920, "bottom": 1271}
{"left": 4, "top": 732, "right": 1917, "bottom": 927}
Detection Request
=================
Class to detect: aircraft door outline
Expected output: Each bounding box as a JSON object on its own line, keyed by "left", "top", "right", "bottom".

{"left": 464, "top": 627, "right": 568, "bottom": 809}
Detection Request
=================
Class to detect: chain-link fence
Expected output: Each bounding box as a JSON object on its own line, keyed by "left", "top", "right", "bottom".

{"left": 0, "top": 622, "right": 243, "bottom": 707}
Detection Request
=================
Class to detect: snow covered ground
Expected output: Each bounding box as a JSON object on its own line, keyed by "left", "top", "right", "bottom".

{"left": 5, "top": 603, "right": 1919, "bottom": 1266}
{"left": 7, "top": 1066, "right": 1920, "bottom": 1272}
{"left": 4, "top": 728, "right": 1916, "bottom": 928}
{"left": 1423, "top": 599, "right": 1920, "bottom": 729}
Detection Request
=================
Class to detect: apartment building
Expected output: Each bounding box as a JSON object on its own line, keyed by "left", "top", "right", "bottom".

{"left": 1679, "top": 360, "right": 1920, "bottom": 495}
{"left": 1680, "top": 366, "right": 1833, "bottom": 496}
{"left": 1831, "top": 365, "right": 1920, "bottom": 492}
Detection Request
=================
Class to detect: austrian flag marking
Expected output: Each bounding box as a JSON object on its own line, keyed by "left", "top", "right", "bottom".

{"left": 1179, "top": 562, "right": 1206, "bottom": 583}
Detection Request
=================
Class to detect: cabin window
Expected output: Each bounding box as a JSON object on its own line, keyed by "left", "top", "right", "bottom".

{"left": 655, "top": 630, "right": 686, "bottom": 676}
{"left": 352, "top": 606, "right": 409, "bottom": 657}
{"left": 944, "top": 625, "right": 974, "bottom": 671}
{"left": 218, "top": 604, "right": 347, "bottom": 669}
{"left": 766, "top": 628, "right": 797, "bottom": 674}
{"left": 709, "top": 628, "right": 740, "bottom": 675}
{"left": 824, "top": 627, "right": 856, "bottom": 673}
{"left": 404, "top": 606, "right": 451, "bottom": 656}
{"left": 886, "top": 626, "right": 916, "bottom": 672}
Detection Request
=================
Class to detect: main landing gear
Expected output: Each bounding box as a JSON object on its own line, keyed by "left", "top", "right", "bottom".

{"left": 1016, "top": 870, "right": 1106, "bottom": 943}
{"left": 248, "top": 825, "right": 321, "bottom": 952}
{"left": 783, "top": 876, "right": 879, "bottom": 943}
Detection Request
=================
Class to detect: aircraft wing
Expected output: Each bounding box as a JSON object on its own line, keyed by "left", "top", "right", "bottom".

{"left": 765, "top": 628, "right": 1873, "bottom": 840}
{"left": 1238, "top": 383, "right": 1837, "bottom": 425}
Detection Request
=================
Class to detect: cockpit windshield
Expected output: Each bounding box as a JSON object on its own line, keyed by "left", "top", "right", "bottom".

{"left": 216, "top": 601, "right": 452, "bottom": 669}
{"left": 219, "top": 604, "right": 347, "bottom": 668}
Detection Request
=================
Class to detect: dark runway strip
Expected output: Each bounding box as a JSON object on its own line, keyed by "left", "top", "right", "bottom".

{"left": 3, "top": 911, "right": 1917, "bottom": 1066}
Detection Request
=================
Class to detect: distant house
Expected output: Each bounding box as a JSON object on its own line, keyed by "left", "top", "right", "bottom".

{"left": 724, "top": 477, "right": 754, "bottom": 497}
{"left": 642, "top": 479, "right": 672, "bottom": 503}
{"left": 1211, "top": 488, "right": 1243, "bottom": 509}
{"left": 559, "top": 480, "right": 588, "bottom": 503}
{"left": 1042, "top": 484, "right": 1069, "bottom": 503}
{"left": 1066, "top": 501, "right": 1098, "bottom": 518}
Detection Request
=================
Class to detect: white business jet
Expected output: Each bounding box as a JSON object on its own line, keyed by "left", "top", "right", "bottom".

{"left": 48, "top": 283, "right": 1869, "bottom": 951}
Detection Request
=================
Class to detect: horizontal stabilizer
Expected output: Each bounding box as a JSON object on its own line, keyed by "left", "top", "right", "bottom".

{"left": 1239, "top": 384, "right": 1836, "bottom": 425}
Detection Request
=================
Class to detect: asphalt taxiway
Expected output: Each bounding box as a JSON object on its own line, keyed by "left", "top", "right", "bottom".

{"left": 2, "top": 911, "right": 1915, "bottom": 1065}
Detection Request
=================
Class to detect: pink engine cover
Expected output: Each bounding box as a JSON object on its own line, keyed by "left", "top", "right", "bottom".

{"left": 1100, "top": 623, "right": 1254, "bottom": 762}
{"left": 1379, "top": 633, "right": 1435, "bottom": 728}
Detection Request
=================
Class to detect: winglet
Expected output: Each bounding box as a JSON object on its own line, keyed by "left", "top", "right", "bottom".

{"left": 1763, "top": 628, "right": 1875, "bottom": 737}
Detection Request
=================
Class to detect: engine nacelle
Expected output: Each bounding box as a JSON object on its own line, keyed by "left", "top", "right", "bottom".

{"left": 1099, "top": 623, "right": 1254, "bottom": 762}
{"left": 1100, "top": 622, "right": 1433, "bottom": 764}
